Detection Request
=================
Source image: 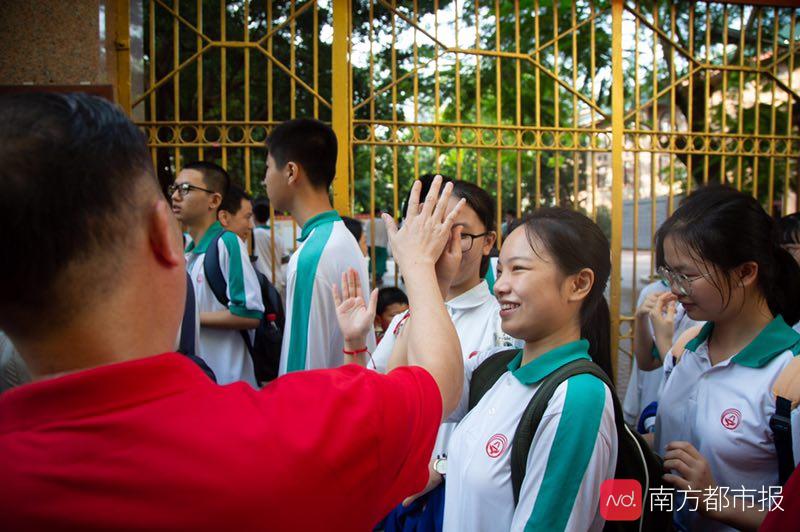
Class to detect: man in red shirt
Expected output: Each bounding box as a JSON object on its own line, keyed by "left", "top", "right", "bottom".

{"left": 0, "top": 93, "right": 465, "bottom": 530}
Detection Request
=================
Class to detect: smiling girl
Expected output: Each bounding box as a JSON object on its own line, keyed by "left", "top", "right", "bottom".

{"left": 653, "top": 186, "right": 800, "bottom": 531}
{"left": 438, "top": 208, "right": 617, "bottom": 531}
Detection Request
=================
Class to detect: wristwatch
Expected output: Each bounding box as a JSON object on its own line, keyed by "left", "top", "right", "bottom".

{"left": 433, "top": 457, "right": 447, "bottom": 476}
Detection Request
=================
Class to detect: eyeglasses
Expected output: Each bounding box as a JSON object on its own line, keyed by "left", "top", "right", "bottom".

{"left": 657, "top": 265, "right": 709, "bottom": 297}
{"left": 460, "top": 231, "right": 490, "bottom": 252}
{"left": 168, "top": 182, "right": 216, "bottom": 198}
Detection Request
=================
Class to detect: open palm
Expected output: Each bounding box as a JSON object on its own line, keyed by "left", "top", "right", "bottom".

{"left": 332, "top": 268, "right": 378, "bottom": 344}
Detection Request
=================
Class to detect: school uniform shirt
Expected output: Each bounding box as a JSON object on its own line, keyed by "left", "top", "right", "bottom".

{"left": 444, "top": 340, "right": 618, "bottom": 532}
{"left": 252, "top": 224, "right": 287, "bottom": 299}
{"left": 0, "top": 353, "right": 442, "bottom": 530}
{"left": 372, "top": 280, "right": 514, "bottom": 457}
{"left": 185, "top": 221, "right": 264, "bottom": 387}
{"left": 622, "top": 281, "right": 703, "bottom": 425}
{"left": 279, "top": 211, "right": 376, "bottom": 375}
{"left": 655, "top": 316, "right": 800, "bottom": 532}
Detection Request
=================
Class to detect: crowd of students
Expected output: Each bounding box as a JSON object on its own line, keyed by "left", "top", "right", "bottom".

{"left": 1, "top": 91, "right": 800, "bottom": 531}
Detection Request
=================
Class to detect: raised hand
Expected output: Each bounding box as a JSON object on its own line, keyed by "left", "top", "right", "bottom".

{"left": 383, "top": 175, "right": 466, "bottom": 277}
{"left": 332, "top": 268, "right": 378, "bottom": 348}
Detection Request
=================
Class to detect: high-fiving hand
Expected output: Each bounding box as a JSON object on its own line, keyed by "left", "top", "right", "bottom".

{"left": 383, "top": 175, "right": 466, "bottom": 276}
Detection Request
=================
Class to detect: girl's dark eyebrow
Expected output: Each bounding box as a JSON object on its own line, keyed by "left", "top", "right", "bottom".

{"left": 502, "top": 256, "right": 533, "bottom": 263}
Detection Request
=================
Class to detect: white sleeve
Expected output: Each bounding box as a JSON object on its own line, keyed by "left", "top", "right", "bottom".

{"left": 219, "top": 233, "right": 264, "bottom": 318}
{"left": 370, "top": 311, "right": 407, "bottom": 373}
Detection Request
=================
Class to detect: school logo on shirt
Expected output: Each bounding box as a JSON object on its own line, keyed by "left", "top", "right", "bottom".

{"left": 485, "top": 433, "right": 508, "bottom": 458}
{"left": 720, "top": 408, "right": 742, "bottom": 430}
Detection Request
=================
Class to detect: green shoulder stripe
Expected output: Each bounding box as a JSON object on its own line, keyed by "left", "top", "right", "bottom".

{"left": 220, "top": 231, "right": 251, "bottom": 313}
{"left": 525, "top": 373, "right": 607, "bottom": 531}
{"left": 286, "top": 222, "right": 334, "bottom": 372}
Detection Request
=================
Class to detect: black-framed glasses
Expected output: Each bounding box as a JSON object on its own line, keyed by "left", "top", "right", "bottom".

{"left": 168, "top": 182, "right": 216, "bottom": 198}
{"left": 460, "top": 231, "right": 490, "bottom": 252}
{"left": 657, "top": 265, "right": 709, "bottom": 297}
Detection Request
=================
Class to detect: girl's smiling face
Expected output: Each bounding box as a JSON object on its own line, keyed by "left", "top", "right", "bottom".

{"left": 493, "top": 226, "right": 577, "bottom": 342}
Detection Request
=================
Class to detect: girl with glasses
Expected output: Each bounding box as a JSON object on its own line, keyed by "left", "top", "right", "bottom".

{"left": 653, "top": 186, "right": 800, "bottom": 531}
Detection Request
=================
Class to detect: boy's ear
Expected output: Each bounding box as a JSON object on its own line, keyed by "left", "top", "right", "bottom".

{"left": 286, "top": 162, "right": 300, "bottom": 186}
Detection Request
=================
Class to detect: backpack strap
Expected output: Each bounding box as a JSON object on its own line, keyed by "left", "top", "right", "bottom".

{"left": 468, "top": 349, "right": 520, "bottom": 411}
{"left": 771, "top": 356, "right": 800, "bottom": 485}
{"left": 202, "top": 232, "right": 255, "bottom": 356}
{"left": 509, "top": 359, "right": 618, "bottom": 505}
{"left": 178, "top": 272, "right": 217, "bottom": 382}
{"left": 770, "top": 396, "right": 794, "bottom": 486}
{"left": 178, "top": 272, "right": 197, "bottom": 358}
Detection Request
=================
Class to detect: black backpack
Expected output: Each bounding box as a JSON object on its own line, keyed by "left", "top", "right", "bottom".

{"left": 203, "top": 231, "right": 284, "bottom": 384}
{"left": 469, "top": 350, "right": 673, "bottom": 532}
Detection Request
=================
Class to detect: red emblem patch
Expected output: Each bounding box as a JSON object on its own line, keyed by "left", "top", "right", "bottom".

{"left": 720, "top": 408, "right": 741, "bottom": 430}
{"left": 468, "top": 351, "right": 479, "bottom": 359}
{"left": 485, "top": 433, "right": 508, "bottom": 458}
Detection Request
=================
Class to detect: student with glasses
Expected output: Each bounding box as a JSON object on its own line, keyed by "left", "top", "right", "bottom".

{"left": 652, "top": 186, "right": 800, "bottom": 531}
{"left": 366, "top": 174, "right": 513, "bottom": 529}
{"left": 171, "top": 161, "right": 264, "bottom": 387}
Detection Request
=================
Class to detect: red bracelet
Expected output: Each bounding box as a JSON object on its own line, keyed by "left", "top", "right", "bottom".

{"left": 343, "top": 347, "right": 369, "bottom": 355}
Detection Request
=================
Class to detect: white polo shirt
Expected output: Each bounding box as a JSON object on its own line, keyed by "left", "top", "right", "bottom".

{"left": 372, "top": 280, "right": 511, "bottom": 373}
{"left": 655, "top": 316, "right": 800, "bottom": 532}
{"left": 622, "top": 280, "right": 703, "bottom": 425}
{"left": 185, "top": 221, "right": 265, "bottom": 387}
{"left": 444, "top": 340, "right": 617, "bottom": 532}
{"left": 372, "top": 280, "right": 517, "bottom": 456}
{"left": 279, "top": 210, "right": 376, "bottom": 374}
{"left": 252, "top": 224, "right": 287, "bottom": 298}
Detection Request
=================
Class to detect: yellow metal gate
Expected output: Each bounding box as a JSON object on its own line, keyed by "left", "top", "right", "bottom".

{"left": 117, "top": 0, "right": 800, "bottom": 383}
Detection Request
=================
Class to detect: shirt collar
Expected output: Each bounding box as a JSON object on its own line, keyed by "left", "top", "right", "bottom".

{"left": 506, "top": 339, "right": 591, "bottom": 385}
{"left": 298, "top": 210, "right": 341, "bottom": 242}
{"left": 446, "top": 280, "right": 493, "bottom": 310}
{"left": 186, "top": 221, "right": 224, "bottom": 254}
{"left": 0, "top": 354, "right": 211, "bottom": 434}
{"left": 685, "top": 315, "right": 800, "bottom": 369}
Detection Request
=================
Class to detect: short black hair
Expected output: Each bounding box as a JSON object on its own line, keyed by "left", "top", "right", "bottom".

{"left": 182, "top": 160, "right": 231, "bottom": 197}
{"left": 253, "top": 198, "right": 271, "bottom": 224}
{"left": 219, "top": 184, "right": 251, "bottom": 215}
{"left": 377, "top": 287, "right": 409, "bottom": 315}
{"left": 266, "top": 118, "right": 337, "bottom": 189}
{"left": 341, "top": 216, "right": 363, "bottom": 242}
{"left": 0, "top": 93, "right": 155, "bottom": 335}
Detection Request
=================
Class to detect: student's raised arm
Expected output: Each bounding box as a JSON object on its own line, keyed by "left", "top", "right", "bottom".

{"left": 383, "top": 176, "right": 465, "bottom": 419}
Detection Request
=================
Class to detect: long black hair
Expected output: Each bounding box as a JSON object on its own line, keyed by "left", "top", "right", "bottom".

{"left": 655, "top": 185, "right": 800, "bottom": 325}
{"left": 520, "top": 208, "right": 613, "bottom": 379}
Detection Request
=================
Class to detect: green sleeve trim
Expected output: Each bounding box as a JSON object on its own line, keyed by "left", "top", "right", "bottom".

{"left": 525, "top": 374, "right": 607, "bottom": 531}
{"left": 230, "top": 305, "right": 263, "bottom": 320}
{"left": 220, "top": 231, "right": 253, "bottom": 314}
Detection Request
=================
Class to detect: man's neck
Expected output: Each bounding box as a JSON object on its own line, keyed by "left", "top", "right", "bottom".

{"left": 446, "top": 276, "right": 482, "bottom": 302}
{"left": 290, "top": 191, "right": 334, "bottom": 227}
{"left": 187, "top": 214, "right": 218, "bottom": 245}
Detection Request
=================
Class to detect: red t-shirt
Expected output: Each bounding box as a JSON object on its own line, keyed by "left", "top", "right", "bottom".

{"left": 760, "top": 465, "right": 800, "bottom": 530}
{"left": 0, "top": 353, "right": 442, "bottom": 531}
